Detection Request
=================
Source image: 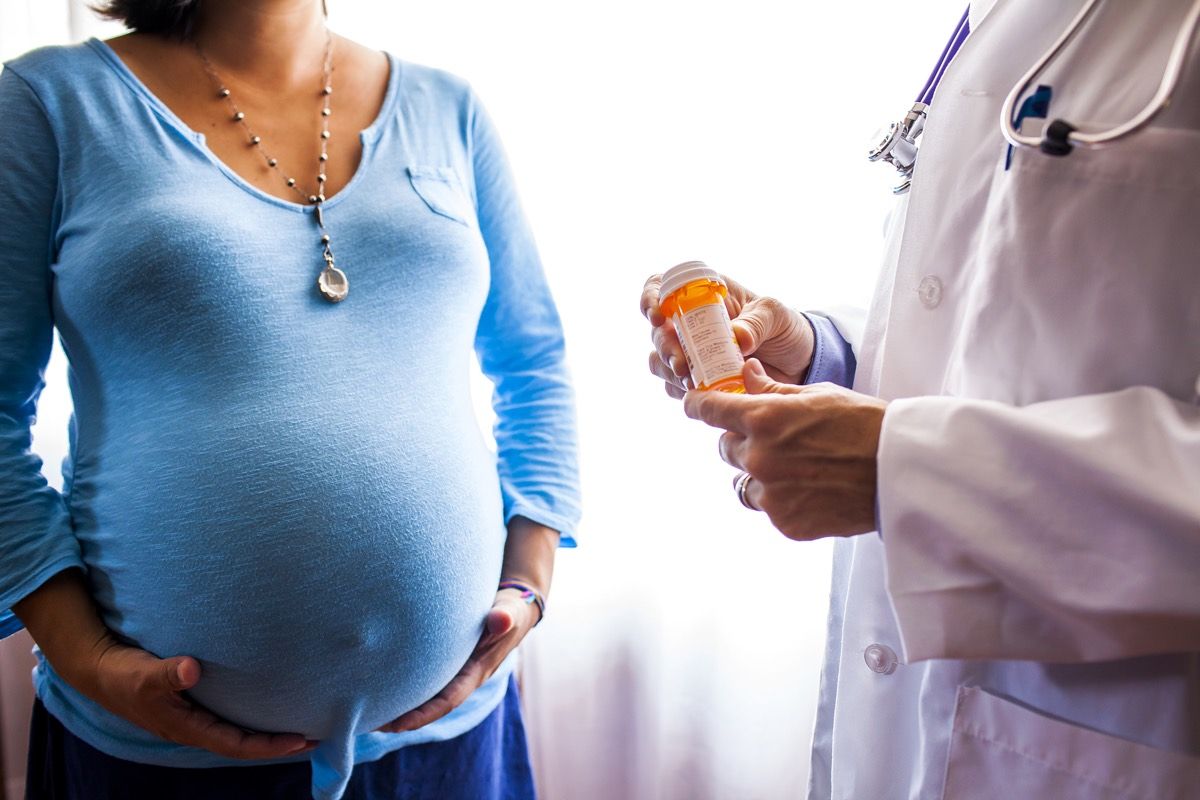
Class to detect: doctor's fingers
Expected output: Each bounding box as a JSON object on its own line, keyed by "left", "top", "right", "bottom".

{"left": 731, "top": 299, "right": 813, "bottom": 383}
{"left": 644, "top": 269, "right": 755, "bottom": 323}
{"left": 683, "top": 387, "right": 756, "bottom": 433}
{"left": 640, "top": 273, "right": 665, "bottom": 325}
{"left": 731, "top": 296, "right": 790, "bottom": 350}
{"left": 717, "top": 274, "right": 762, "bottom": 318}
{"left": 719, "top": 426, "right": 794, "bottom": 489}
{"left": 648, "top": 351, "right": 687, "bottom": 398}
{"left": 718, "top": 431, "right": 749, "bottom": 471}
{"left": 651, "top": 324, "right": 689, "bottom": 379}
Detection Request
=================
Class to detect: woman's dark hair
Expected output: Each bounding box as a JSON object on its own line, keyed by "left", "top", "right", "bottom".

{"left": 92, "top": 1, "right": 202, "bottom": 38}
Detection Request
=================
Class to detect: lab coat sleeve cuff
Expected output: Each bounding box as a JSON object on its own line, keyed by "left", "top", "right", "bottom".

{"left": 877, "top": 389, "right": 1200, "bottom": 663}
{"left": 876, "top": 396, "right": 1006, "bottom": 662}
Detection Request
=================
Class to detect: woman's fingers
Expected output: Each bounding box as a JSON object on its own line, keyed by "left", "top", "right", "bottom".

{"left": 95, "top": 646, "right": 312, "bottom": 760}
{"left": 377, "top": 593, "right": 536, "bottom": 735}
{"left": 379, "top": 661, "right": 488, "bottom": 734}
{"left": 377, "top": 653, "right": 491, "bottom": 734}
{"left": 162, "top": 698, "right": 314, "bottom": 760}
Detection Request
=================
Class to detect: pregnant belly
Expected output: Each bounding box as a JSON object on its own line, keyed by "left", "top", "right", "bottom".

{"left": 80, "top": 439, "right": 506, "bottom": 739}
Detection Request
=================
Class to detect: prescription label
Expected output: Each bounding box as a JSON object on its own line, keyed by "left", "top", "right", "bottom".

{"left": 673, "top": 303, "right": 744, "bottom": 389}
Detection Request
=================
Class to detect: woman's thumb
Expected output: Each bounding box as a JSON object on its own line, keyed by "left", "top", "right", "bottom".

{"left": 160, "top": 655, "right": 201, "bottom": 692}
{"left": 486, "top": 605, "right": 516, "bottom": 638}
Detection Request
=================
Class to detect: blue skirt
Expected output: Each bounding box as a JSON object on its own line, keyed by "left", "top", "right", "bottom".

{"left": 25, "top": 676, "right": 535, "bottom": 800}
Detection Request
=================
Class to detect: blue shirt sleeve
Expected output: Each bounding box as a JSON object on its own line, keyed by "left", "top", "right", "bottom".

{"left": 802, "top": 312, "right": 857, "bottom": 389}
{"left": 467, "top": 91, "right": 582, "bottom": 546}
{"left": 0, "top": 67, "right": 86, "bottom": 637}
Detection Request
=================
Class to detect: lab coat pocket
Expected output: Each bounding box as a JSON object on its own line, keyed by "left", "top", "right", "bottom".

{"left": 942, "top": 687, "right": 1200, "bottom": 800}
{"left": 950, "top": 126, "right": 1200, "bottom": 403}
{"left": 407, "top": 166, "right": 474, "bottom": 226}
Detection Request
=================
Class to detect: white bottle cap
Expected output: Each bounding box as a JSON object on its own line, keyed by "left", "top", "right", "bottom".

{"left": 659, "top": 261, "right": 724, "bottom": 300}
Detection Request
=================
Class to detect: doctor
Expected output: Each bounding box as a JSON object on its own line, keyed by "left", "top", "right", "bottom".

{"left": 642, "top": 0, "right": 1200, "bottom": 797}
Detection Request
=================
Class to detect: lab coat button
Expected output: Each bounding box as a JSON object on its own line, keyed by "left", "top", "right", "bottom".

{"left": 864, "top": 643, "right": 898, "bottom": 675}
{"left": 918, "top": 275, "right": 943, "bottom": 308}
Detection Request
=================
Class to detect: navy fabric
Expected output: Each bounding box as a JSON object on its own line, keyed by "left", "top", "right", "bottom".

{"left": 25, "top": 676, "right": 535, "bottom": 800}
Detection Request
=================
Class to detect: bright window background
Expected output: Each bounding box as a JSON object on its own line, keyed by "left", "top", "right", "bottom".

{"left": 9, "top": 1, "right": 962, "bottom": 797}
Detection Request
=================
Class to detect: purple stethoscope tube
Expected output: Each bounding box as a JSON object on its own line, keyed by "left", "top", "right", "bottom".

{"left": 918, "top": 7, "right": 971, "bottom": 106}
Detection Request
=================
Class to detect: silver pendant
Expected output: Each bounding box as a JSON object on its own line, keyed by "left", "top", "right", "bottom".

{"left": 318, "top": 263, "right": 349, "bottom": 302}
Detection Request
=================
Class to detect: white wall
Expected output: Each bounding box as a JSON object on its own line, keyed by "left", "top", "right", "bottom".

{"left": 4, "top": 1, "right": 963, "bottom": 797}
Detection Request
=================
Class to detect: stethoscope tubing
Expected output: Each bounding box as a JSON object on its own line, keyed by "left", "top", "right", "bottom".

{"left": 918, "top": 7, "right": 971, "bottom": 106}
{"left": 1001, "top": 0, "right": 1200, "bottom": 151}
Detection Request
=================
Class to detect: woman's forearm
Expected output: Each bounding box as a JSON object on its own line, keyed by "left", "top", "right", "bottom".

{"left": 501, "top": 515, "right": 559, "bottom": 600}
{"left": 13, "top": 569, "right": 113, "bottom": 693}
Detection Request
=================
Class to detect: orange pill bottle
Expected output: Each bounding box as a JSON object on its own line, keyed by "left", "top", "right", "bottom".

{"left": 658, "top": 261, "right": 745, "bottom": 393}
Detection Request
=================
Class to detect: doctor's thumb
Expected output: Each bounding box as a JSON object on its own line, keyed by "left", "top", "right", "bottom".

{"left": 731, "top": 297, "right": 784, "bottom": 355}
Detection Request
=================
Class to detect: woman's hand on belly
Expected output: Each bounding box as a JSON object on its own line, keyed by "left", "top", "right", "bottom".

{"left": 14, "top": 570, "right": 316, "bottom": 760}
{"left": 374, "top": 587, "right": 539, "bottom": 734}
{"left": 376, "top": 516, "right": 558, "bottom": 733}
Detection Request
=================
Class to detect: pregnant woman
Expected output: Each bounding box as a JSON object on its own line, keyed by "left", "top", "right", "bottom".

{"left": 0, "top": 0, "right": 580, "bottom": 798}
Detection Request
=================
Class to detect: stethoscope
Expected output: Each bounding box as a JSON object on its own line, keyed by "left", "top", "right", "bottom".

{"left": 869, "top": 0, "right": 1200, "bottom": 194}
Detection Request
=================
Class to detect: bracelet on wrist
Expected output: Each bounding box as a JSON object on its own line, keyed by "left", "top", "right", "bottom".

{"left": 498, "top": 580, "right": 546, "bottom": 626}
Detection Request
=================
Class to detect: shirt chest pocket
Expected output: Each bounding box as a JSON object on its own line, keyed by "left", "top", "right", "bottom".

{"left": 407, "top": 166, "right": 475, "bottom": 226}
{"left": 942, "top": 687, "right": 1200, "bottom": 800}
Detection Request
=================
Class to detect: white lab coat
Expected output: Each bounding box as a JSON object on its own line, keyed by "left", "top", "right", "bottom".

{"left": 809, "top": 0, "right": 1200, "bottom": 798}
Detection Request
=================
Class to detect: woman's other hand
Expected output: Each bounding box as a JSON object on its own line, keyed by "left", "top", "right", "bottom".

{"left": 376, "top": 515, "right": 557, "bottom": 734}
{"left": 641, "top": 269, "right": 815, "bottom": 399}
{"left": 14, "top": 570, "right": 314, "bottom": 760}
{"left": 374, "top": 587, "right": 540, "bottom": 733}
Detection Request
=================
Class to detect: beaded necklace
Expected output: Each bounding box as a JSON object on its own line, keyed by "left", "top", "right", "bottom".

{"left": 195, "top": 30, "right": 349, "bottom": 302}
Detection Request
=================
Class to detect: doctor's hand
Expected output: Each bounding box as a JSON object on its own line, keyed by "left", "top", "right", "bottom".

{"left": 685, "top": 359, "right": 888, "bottom": 539}
{"left": 641, "top": 271, "right": 814, "bottom": 399}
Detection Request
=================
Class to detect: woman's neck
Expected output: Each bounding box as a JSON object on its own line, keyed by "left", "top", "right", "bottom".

{"left": 190, "top": 0, "right": 328, "bottom": 91}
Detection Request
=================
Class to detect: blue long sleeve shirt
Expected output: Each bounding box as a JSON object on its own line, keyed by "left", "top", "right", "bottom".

{"left": 802, "top": 313, "right": 857, "bottom": 388}
{"left": 0, "top": 40, "right": 580, "bottom": 800}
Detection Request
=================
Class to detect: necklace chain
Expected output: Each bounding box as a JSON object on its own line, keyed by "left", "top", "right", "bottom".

{"left": 193, "top": 31, "right": 349, "bottom": 302}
